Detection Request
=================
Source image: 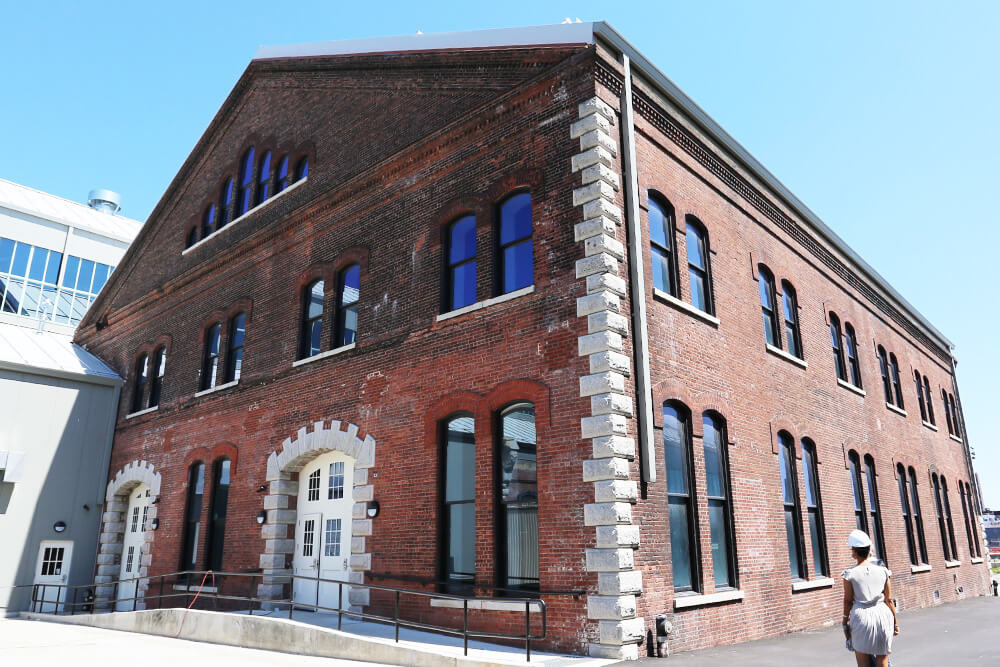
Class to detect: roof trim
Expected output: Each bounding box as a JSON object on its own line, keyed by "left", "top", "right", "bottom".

{"left": 0, "top": 358, "right": 122, "bottom": 388}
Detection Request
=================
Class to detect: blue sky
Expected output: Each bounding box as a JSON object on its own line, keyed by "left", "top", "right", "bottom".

{"left": 2, "top": 2, "right": 996, "bottom": 505}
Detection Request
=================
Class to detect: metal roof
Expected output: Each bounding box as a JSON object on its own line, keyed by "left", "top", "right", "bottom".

{"left": 0, "top": 177, "right": 142, "bottom": 244}
{"left": 0, "top": 322, "right": 121, "bottom": 385}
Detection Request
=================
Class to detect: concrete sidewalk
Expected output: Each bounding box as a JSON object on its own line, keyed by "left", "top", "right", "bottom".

{"left": 627, "top": 595, "right": 999, "bottom": 666}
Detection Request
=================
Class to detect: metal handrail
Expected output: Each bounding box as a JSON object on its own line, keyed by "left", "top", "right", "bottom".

{"left": 23, "top": 569, "right": 549, "bottom": 661}
{"left": 366, "top": 570, "right": 585, "bottom": 598}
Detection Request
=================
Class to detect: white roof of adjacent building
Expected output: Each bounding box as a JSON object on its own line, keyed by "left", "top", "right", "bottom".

{"left": 0, "top": 177, "right": 142, "bottom": 244}
{"left": 0, "top": 323, "right": 121, "bottom": 385}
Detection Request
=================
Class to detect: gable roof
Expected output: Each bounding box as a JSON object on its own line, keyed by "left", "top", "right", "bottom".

{"left": 0, "top": 323, "right": 121, "bottom": 386}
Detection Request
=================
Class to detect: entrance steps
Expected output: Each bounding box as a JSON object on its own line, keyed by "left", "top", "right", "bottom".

{"left": 20, "top": 608, "right": 616, "bottom": 667}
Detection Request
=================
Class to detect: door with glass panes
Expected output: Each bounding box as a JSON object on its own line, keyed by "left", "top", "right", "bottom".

{"left": 292, "top": 451, "right": 353, "bottom": 610}
{"left": 33, "top": 541, "right": 73, "bottom": 612}
{"left": 117, "top": 484, "right": 150, "bottom": 610}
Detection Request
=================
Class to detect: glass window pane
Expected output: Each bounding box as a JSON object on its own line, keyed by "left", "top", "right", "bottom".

{"left": 758, "top": 273, "right": 773, "bottom": 309}
{"left": 669, "top": 498, "right": 692, "bottom": 589}
{"left": 663, "top": 406, "right": 688, "bottom": 495}
{"left": 786, "top": 509, "right": 803, "bottom": 579}
{"left": 762, "top": 312, "right": 776, "bottom": 346}
{"left": 341, "top": 265, "right": 360, "bottom": 306}
{"left": 230, "top": 314, "right": 246, "bottom": 349}
{"left": 91, "top": 263, "right": 110, "bottom": 293}
{"left": 685, "top": 226, "right": 705, "bottom": 269}
{"left": 28, "top": 247, "right": 47, "bottom": 281}
{"left": 808, "top": 512, "right": 824, "bottom": 575}
{"left": 689, "top": 268, "right": 707, "bottom": 312}
{"left": 339, "top": 305, "right": 357, "bottom": 346}
{"left": 499, "top": 193, "right": 532, "bottom": 245}
{"left": 649, "top": 201, "right": 669, "bottom": 248}
{"left": 802, "top": 446, "right": 816, "bottom": 506}
{"left": 445, "top": 417, "right": 475, "bottom": 502}
{"left": 0, "top": 238, "right": 14, "bottom": 273}
{"left": 702, "top": 416, "right": 724, "bottom": 498}
{"left": 501, "top": 406, "right": 536, "bottom": 504}
{"left": 78, "top": 259, "right": 95, "bottom": 293}
{"left": 308, "top": 319, "right": 322, "bottom": 357}
{"left": 44, "top": 251, "right": 62, "bottom": 285}
{"left": 11, "top": 242, "right": 30, "bottom": 277}
{"left": 652, "top": 249, "right": 671, "bottom": 294}
{"left": 307, "top": 281, "right": 324, "bottom": 320}
{"left": 62, "top": 255, "right": 79, "bottom": 289}
{"left": 709, "top": 500, "right": 731, "bottom": 587}
{"left": 785, "top": 322, "right": 800, "bottom": 357}
{"left": 451, "top": 261, "right": 477, "bottom": 310}
{"left": 449, "top": 216, "right": 477, "bottom": 264}
{"left": 779, "top": 439, "right": 795, "bottom": 503}
{"left": 502, "top": 240, "right": 533, "bottom": 293}
{"left": 447, "top": 503, "right": 476, "bottom": 581}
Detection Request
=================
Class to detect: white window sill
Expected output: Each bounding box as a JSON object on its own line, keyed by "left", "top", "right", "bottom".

{"left": 765, "top": 343, "right": 807, "bottom": 369}
{"left": 971, "top": 557, "right": 984, "bottom": 564}
{"left": 652, "top": 288, "right": 720, "bottom": 327}
{"left": 436, "top": 285, "right": 535, "bottom": 322}
{"left": 945, "top": 560, "right": 961, "bottom": 569}
{"left": 837, "top": 379, "right": 866, "bottom": 397}
{"left": 292, "top": 343, "right": 356, "bottom": 368}
{"left": 173, "top": 584, "right": 219, "bottom": 593}
{"left": 126, "top": 405, "right": 159, "bottom": 419}
{"left": 791, "top": 577, "right": 835, "bottom": 592}
{"left": 194, "top": 379, "right": 239, "bottom": 398}
{"left": 910, "top": 564, "right": 932, "bottom": 574}
{"left": 674, "top": 589, "right": 744, "bottom": 609}
{"left": 429, "top": 598, "right": 543, "bottom": 611}
{"left": 182, "top": 178, "right": 307, "bottom": 255}
{"left": 885, "top": 402, "right": 907, "bottom": 417}
{"left": 949, "top": 435, "right": 964, "bottom": 444}
{"left": 922, "top": 421, "right": 939, "bottom": 432}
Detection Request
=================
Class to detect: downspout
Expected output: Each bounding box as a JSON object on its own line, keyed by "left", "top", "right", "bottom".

{"left": 619, "top": 54, "right": 656, "bottom": 484}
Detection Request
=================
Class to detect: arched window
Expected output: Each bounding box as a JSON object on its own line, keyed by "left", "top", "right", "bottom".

{"left": 908, "top": 467, "right": 929, "bottom": 564}
{"left": 498, "top": 192, "right": 533, "bottom": 295}
{"left": 889, "top": 354, "right": 904, "bottom": 409}
{"left": 778, "top": 431, "right": 806, "bottom": 580}
{"left": 207, "top": 458, "right": 231, "bottom": 571}
{"left": 237, "top": 147, "right": 255, "bottom": 217}
{"left": 949, "top": 394, "right": 962, "bottom": 437}
{"left": 923, "top": 376, "right": 935, "bottom": 425}
{"left": 940, "top": 476, "right": 958, "bottom": 560}
{"left": 844, "top": 323, "right": 862, "bottom": 388}
{"left": 829, "top": 313, "right": 846, "bottom": 381}
{"left": 802, "top": 439, "right": 828, "bottom": 577}
{"left": 758, "top": 265, "right": 780, "bottom": 348}
{"left": 703, "top": 412, "right": 735, "bottom": 588}
{"left": 131, "top": 354, "right": 148, "bottom": 413}
{"left": 942, "top": 389, "right": 955, "bottom": 435}
{"left": 877, "top": 346, "right": 892, "bottom": 404}
{"left": 498, "top": 403, "right": 537, "bottom": 591}
{"left": 295, "top": 156, "right": 309, "bottom": 181}
{"left": 648, "top": 196, "right": 677, "bottom": 296}
{"left": 931, "top": 473, "right": 950, "bottom": 561}
{"left": 915, "top": 370, "right": 928, "bottom": 421}
{"left": 897, "top": 463, "right": 919, "bottom": 565}
{"left": 225, "top": 313, "right": 246, "bottom": 383}
{"left": 148, "top": 346, "right": 166, "bottom": 408}
{"left": 781, "top": 281, "right": 802, "bottom": 358}
{"left": 965, "top": 482, "right": 981, "bottom": 557}
{"left": 180, "top": 462, "right": 205, "bottom": 571}
{"left": 442, "top": 413, "right": 475, "bottom": 591}
{"left": 275, "top": 155, "right": 290, "bottom": 193}
{"left": 218, "top": 178, "right": 234, "bottom": 228}
{"left": 864, "top": 455, "right": 887, "bottom": 564}
{"left": 848, "top": 450, "right": 868, "bottom": 534}
{"left": 185, "top": 226, "right": 198, "bottom": 249}
{"left": 200, "top": 323, "right": 221, "bottom": 390}
{"left": 255, "top": 151, "right": 272, "bottom": 206}
{"left": 335, "top": 265, "right": 359, "bottom": 347}
{"left": 959, "top": 482, "right": 975, "bottom": 561}
{"left": 446, "top": 215, "right": 477, "bottom": 311}
{"left": 664, "top": 401, "right": 698, "bottom": 591}
{"left": 201, "top": 204, "right": 216, "bottom": 240}
{"left": 685, "top": 218, "right": 713, "bottom": 314}
{"left": 299, "top": 280, "right": 324, "bottom": 359}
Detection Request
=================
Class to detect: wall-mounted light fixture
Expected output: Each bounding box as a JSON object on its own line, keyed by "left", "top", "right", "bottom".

{"left": 366, "top": 500, "right": 380, "bottom": 518}
{"left": 53, "top": 521, "right": 67, "bottom": 533}
{"left": 256, "top": 509, "right": 267, "bottom": 525}
{"left": 256, "top": 484, "right": 268, "bottom": 493}
{"left": 151, "top": 518, "right": 160, "bottom": 531}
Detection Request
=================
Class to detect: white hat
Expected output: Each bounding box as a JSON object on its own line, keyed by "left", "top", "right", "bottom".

{"left": 847, "top": 529, "right": 872, "bottom": 548}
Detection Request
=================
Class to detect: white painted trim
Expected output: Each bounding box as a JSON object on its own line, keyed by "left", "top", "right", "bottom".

{"left": 791, "top": 578, "right": 835, "bottom": 592}
{"left": 181, "top": 179, "right": 307, "bottom": 255}
{"left": 435, "top": 285, "right": 535, "bottom": 321}
{"left": 194, "top": 379, "right": 238, "bottom": 398}
{"left": 950, "top": 434, "right": 964, "bottom": 444}
{"left": 910, "top": 564, "right": 932, "bottom": 573}
{"left": 837, "top": 379, "right": 866, "bottom": 397}
{"left": 674, "top": 589, "right": 745, "bottom": 609}
{"left": 292, "top": 343, "right": 356, "bottom": 368}
{"left": 945, "top": 560, "right": 961, "bottom": 568}
{"left": 885, "top": 402, "right": 908, "bottom": 417}
{"left": 652, "top": 288, "right": 720, "bottom": 326}
{"left": 125, "top": 405, "right": 159, "bottom": 419}
{"left": 429, "top": 598, "right": 544, "bottom": 611}
{"left": 765, "top": 344, "right": 807, "bottom": 369}
{"left": 922, "top": 421, "right": 939, "bottom": 432}
{"left": 971, "top": 557, "right": 984, "bottom": 564}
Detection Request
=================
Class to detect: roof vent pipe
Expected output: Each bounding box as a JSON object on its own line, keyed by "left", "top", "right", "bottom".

{"left": 87, "top": 189, "right": 121, "bottom": 214}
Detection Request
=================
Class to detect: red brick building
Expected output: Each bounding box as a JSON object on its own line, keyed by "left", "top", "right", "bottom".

{"left": 76, "top": 22, "right": 987, "bottom": 659}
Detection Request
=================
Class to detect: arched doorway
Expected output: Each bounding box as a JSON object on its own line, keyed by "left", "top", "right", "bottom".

{"left": 116, "top": 484, "right": 151, "bottom": 610}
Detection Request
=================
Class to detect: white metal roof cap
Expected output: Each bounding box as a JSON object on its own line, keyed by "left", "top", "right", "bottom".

{"left": 0, "top": 323, "right": 121, "bottom": 383}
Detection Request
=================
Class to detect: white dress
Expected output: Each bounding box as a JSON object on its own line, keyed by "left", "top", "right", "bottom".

{"left": 842, "top": 562, "right": 894, "bottom": 655}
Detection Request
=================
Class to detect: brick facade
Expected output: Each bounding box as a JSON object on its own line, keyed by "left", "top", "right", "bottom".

{"left": 76, "top": 27, "right": 986, "bottom": 659}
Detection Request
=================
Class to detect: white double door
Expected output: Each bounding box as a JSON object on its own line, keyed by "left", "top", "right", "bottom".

{"left": 33, "top": 540, "right": 73, "bottom": 613}
{"left": 116, "top": 484, "right": 150, "bottom": 611}
{"left": 292, "top": 451, "right": 353, "bottom": 611}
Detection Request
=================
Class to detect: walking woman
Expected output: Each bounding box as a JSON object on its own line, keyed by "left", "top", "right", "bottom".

{"left": 842, "top": 530, "right": 899, "bottom": 667}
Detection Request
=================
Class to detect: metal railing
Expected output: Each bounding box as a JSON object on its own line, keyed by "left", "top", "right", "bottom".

{"left": 21, "top": 569, "right": 582, "bottom": 661}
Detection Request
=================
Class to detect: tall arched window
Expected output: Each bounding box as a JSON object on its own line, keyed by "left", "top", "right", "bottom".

{"left": 201, "top": 204, "right": 216, "bottom": 240}
{"left": 255, "top": 151, "right": 272, "bottom": 206}
{"left": 848, "top": 451, "right": 869, "bottom": 534}
{"left": 237, "top": 147, "right": 255, "bottom": 217}
{"left": 180, "top": 462, "right": 205, "bottom": 571}
{"left": 781, "top": 281, "right": 802, "bottom": 358}
{"left": 889, "top": 354, "right": 904, "bottom": 409}
{"left": 758, "top": 265, "right": 780, "bottom": 348}
{"left": 685, "top": 218, "right": 713, "bottom": 314}
{"left": 959, "top": 482, "right": 975, "bottom": 561}
{"left": 802, "top": 439, "right": 828, "bottom": 577}
{"left": 148, "top": 346, "right": 166, "bottom": 408}
{"left": 942, "top": 389, "right": 955, "bottom": 435}
{"left": 131, "top": 354, "right": 148, "bottom": 413}
{"left": 200, "top": 323, "right": 221, "bottom": 391}
{"left": 931, "top": 473, "right": 951, "bottom": 561}
{"left": 829, "top": 313, "right": 846, "bottom": 381}
{"left": 915, "top": 370, "right": 928, "bottom": 421}
{"left": 778, "top": 431, "right": 806, "bottom": 579}
{"left": 335, "top": 265, "right": 359, "bottom": 347}
{"left": 446, "top": 215, "right": 477, "bottom": 311}
{"left": 703, "top": 412, "right": 735, "bottom": 588}
{"left": 275, "top": 155, "right": 290, "bottom": 193}
{"left": 186, "top": 226, "right": 198, "bottom": 249}
{"left": 225, "top": 313, "right": 246, "bottom": 383}
{"left": 498, "top": 192, "right": 533, "bottom": 295}
{"left": 648, "top": 196, "right": 677, "bottom": 296}
{"left": 300, "top": 280, "right": 324, "bottom": 359}
{"left": 664, "top": 401, "right": 698, "bottom": 591}
{"left": 498, "top": 403, "right": 538, "bottom": 591}
{"left": 949, "top": 394, "right": 962, "bottom": 437}
{"left": 965, "top": 482, "right": 981, "bottom": 557}
{"left": 908, "top": 467, "right": 929, "bottom": 564}
{"left": 207, "top": 458, "right": 231, "bottom": 571}
{"left": 897, "top": 463, "right": 918, "bottom": 565}
{"left": 940, "top": 476, "right": 958, "bottom": 560}
{"left": 923, "top": 376, "right": 935, "bottom": 425}
{"left": 295, "top": 156, "right": 309, "bottom": 181}
{"left": 218, "top": 178, "right": 234, "bottom": 228}
{"left": 442, "top": 414, "right": 475, "bottom": 591}
{"left": 864, "top": 455, "right": 887, "bottom": 564}
{"left": 877, "top": 346, "right": 892, "bottom": 404}
{"left": 844, "top": 323, "right": 862, "bottom": 388}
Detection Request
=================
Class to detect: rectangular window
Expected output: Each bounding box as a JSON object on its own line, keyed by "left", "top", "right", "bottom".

{"left": 200, "top": 324, "right": 221, "bottom": 391}
{"left": 499, "top": 404, "right": 538, "bottom": 591}
{"left": 302, "top": 519, "right": 315, "bottom": 557}
{"left": 225, "top": 313, "right": 246, "bottom": 383}
{"left": 328, "top": 461, "right": 344, "bottom": 500}
{"left": 864, "top": 456, "right": 887, "bottom": 564}
{"left": 41, "top": 547, "right": 65, "bottom": 576}
{"left": 131, "top": 506, "right": 140, "bottom": 533}
{"left": 802, "top": 441, "right": 828, "bottom": 577}
{"left": 849, "top": 452, "right": 869, "bottom": 534}
{"left": 442, "top": 415, "right": 476, "bottom": 591}
{"left": 941, "top": 478, "right": 959, "bottom": 560}
{"left": 498, "top": 193, "right": 533, "bottom": 295}
{"left": 960, "top": 484, "right": 975, "bottom": 560}
{"left": 898, "top": 465, "right": 919, "bottom": 565}
{"left": 932, "top": 475, "right": 952, "bottom": 561}
{"left": 126, "top": 546, "right": 135, "bottom": 574}
{"left": 664, "top": 403, "right": 699, "bottom": 592}
{"left": 779, "top": 433, "right": 806, "bottom": 579}
{"left": 909, "top": 469, "right": 929, "bottom": 564}
{"left": 648, "top": 197, "right": 677, "bottom": 296}
{"left": 703, "top": 414, "right": 735, "bottom": 588}
{"left": 324, "top": 519, "right": 341, "bottom": 557}
{"left": 447, "top": 216, "right": 477, "bottom": 311}
{"left": 307, "top": 469, "right": 320, "bottom": 502}
{"left": 180, "top": 463, "right": 205, "bottom": 571}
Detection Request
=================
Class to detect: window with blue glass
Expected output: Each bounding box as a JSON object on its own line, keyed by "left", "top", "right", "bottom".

{"left": 781, "top": 281, "right": 802, "bottom": 359}
{"left": 685, "top": 218, "right": 713, "bottom": 314}
{"left": 758, "top": 265, "right": 780, "bottom": 348}
{"left": 446, "top": 216, "right": 477, "bottom": 311}
{"left": 275, "top": 155, "right": 290, "bottom": 193}
{"left": 237, "top": 147, "right": 255, "bottom": 217}
{"left": 442, "top": 413, "right": 475, "bottom": 591}
{"left": 648, "top": 196, "right": 677, "bottom": 296}
{"left": 255, "top": 151, "right": 272, "bottom": 206}
{"left": 336, "top": 265, "right": 359, "bottom": 347}
{"left": 703, "top": 412, "right": 736, "bottom": 588}
{"left": 300, "top": 280, "right": 324, "bottom": 359}
{"left": 497, "top": 192, "right": 533, "bottom": 295}
{"left": 664, "top": 401, "right": 699, "bottom": 592}
{"left": 295, "top": 156, "right": 309, "bottom": 181}
{"left": 219, "top": 178, "right": 234, "bottom": 228}
{"left": 186, "top": 226, "right": 198, "bottom": 249}
{"left": 201, "top": 204, "right": 216, "bottom": 240}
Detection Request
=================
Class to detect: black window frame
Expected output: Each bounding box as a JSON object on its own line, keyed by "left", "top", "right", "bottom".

{"left": 299, "top": 279, "right": 325, "bottom": 360}
{"left": 148, "top": 346, "right": 166, "bottom": 408}
{"left": 335, "top": 264, "right": 359, "bottom": 348}
{"left": 758, "top": 265, "right": 780, "bottom": 348}
{"left": 908, "top": 467, "right": 929, "bottom": 564}
{"left": 185, "top": 226, "right": 198, "bottom": 249}
{"left": 965, "top": 482, "right": 981, "bottom": 557}
{"left": 923, "top": 375, "right": 935, "bottom": 424}
{"left": 131, "top": 353, "right": 148, "bottom": 413}
{"left": 844, "top": 323, "right": 863, "bottom": 388}
{"left": 201, "top": 204, "right": 216, "bottom": 240}
{"left": 496, "top": 191, "right": 534, "bottom": 297}
{"left": 200, "top": 323, "right": 222, "bottom": 391}
{"left": 889, "top": 353, "right": 905, "bottom": 409}
{"left": 863, "top": 454, "right": 888, "bottom": 565}
{"left": 801, "top": 438, "right": 828, "bottom": 577}
{"left": 778, "top": 431, "right": 807, "bottom": 580}
{"left": 218, "top": 178, "right": 234, "bottom": 228}
{"left": 295, "top": 156, "right": 309, "bottom": 181}
{"left": 445, "top": 215, "right": 478, "bottom": 312}
{"left": 236, "top": 146, "right": 255, "bottom": 217}
{"left": 942, "top": 388, "right": 955, "bottom": 435}
{"left": 648, "top": 195, "right": 678, "bottom": 297}
{"left": 495, "top": 402, "right": 539, "bottom": 593}
{"left": 440, "top": 412, "right": 476, "bottom": 592}
{"left": 663, "top": 401, "right": 701, "bottom": 593}
{"left": 830, "top": 313, "right": 847, "bottom": 382}
{"left": 275, "top": 155, "right": 290, "bottom": 193}
{"left": 781, "top": 281, "right": 803, "bottom": 359}
{"left": 940, "top": 476, "right": 959, "bottom": 560}
{"left": 848, "top": 450, "right": 869, "bottom": 534}
{"left": 180, "top": 461, "right": 205, "bottom": 572}
{"left": 702, "top": 411, "right": 736, "bottom": 589}
{"left": 206, "top": 457, "right": 231, "bottom": 571}
{"left": 877, "top": 346, "right": 893, "bottom": 404}
{"left": 255, "top": 150, "right": 272, "bottom": 206}
{"left": 915, "top": 369, "right": 928, "bottom": 422}
{"left": 224, "top": 312, "right": 246, "bottom": 384}
{"left": 897, "top": 463, "right": 919, "bottom": 566}
{"left": 932, "top": 473, "right": 953, "bottom": 561}
{"left": 959, "top": 482, "right": 975, "bottom": 561}
{"left": 684, "top": 216, "right": 714, "bottom": 314}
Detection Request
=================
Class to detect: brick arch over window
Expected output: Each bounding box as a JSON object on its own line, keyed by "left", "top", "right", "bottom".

{"left": 94, "top": 460, "right": 162, "bottom": 610}
{"left": 257, "top": 419, "right": 376, "bottom": 608}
